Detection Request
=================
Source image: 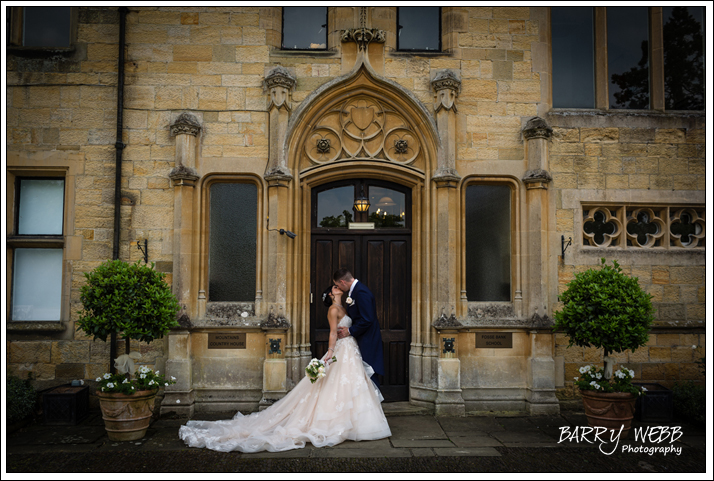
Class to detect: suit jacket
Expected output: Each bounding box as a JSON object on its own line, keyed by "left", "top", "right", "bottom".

{"left": 346, "top": 281, "right": 384, "bottom": 376}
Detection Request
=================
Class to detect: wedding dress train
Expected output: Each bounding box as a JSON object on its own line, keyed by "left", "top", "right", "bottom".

{"left": 178, "top": 315, "right": 391, "bottom": 452}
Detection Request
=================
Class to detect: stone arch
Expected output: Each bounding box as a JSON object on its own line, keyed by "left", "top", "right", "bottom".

{"left": 284, "top": 63, "right": 441, "bottom": 178}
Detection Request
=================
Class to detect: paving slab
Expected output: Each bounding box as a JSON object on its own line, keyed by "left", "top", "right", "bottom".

{"left": 330, "top": 439, "right": 391, "bottom": 450}
{"left": 409, "top": 448, "right": 436, "bottom": 457}
{"left": 387, "top": 415, "right": 448, "bottom": 440}
{"left": 240, "top": 447, "right": 315, "bottom": 458}
{"left": 391, "top": 439, "right": 456, "bottom": 448}
{"left": 559, "top": 412, "right": 589, "bottom": 427}
{"left": 501, "top": 442, "right": 562, "bottom": 448}
{"left": 495, "top": 416, "right": 541, "bottom": 433}
{"left": 450, "top": 435, "right": 503, "bottom": 448}
{"left": 433, "top": 447, "right": 501, "bottom": 457}
{"left": 9, "top": 425, "right": 106, "bottom": 445}
{"left": 316, "top": 447, "right": 412, "bottom": 458}
{"left": 492, "top": 430, "right": 556, "bottom": 444}
{"left": 438, "top": 416, "right": 505, "bottom": 435}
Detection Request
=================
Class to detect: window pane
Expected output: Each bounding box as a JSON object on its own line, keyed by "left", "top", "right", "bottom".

{"left": 317, "top": 186, "right": 354, "bottom": 228}
{"left": 12, "top": 248, "right": 63, "bottom": 320}
{"left": 663, "top": 7, "right": 704, "bottom": 110}
{"left": 398, "top": 7, "right": 440, "bottom": 51}
{"left": 552, "top": 7, "right": 595, "bottom": 108}
{"left": 608, "top": 7, "right": 649, "bottom": 109}
{"left": 208, "top": 183, "right": 257, "bottom": 302}
{"left": 465, "top": 185, "right": 511, "bottom": 301}
{"left": 282, "top": 7, "right": 326, "bottom": 49}
{"left": 23, "top": 7, "right": 71, "bottom": 47}
{"left": 18, "top": 179, "right": 64, "bottom": 235}
{"left": 368, "top": 186, "right": 405, "bottom": 228}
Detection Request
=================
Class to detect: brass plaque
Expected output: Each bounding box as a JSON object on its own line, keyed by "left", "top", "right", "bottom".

{"left": 349, "top": 222, "right": 375, "bottom": 229}
{"left": 208, "top": 333, "right": 246, "bottom": 349}
{"left": 475, "top": 332, "right": 513, "bottom": 349}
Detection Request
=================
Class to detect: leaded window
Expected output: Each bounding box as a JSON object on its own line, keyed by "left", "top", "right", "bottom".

{"left": 208, "top": 183, "right": 258, "bottom": 302}
{"left": 397, "top": 7, "right": 441, "bottom": 52}
{"left": 465, "top": 185, "right": 512, "bottom": 301}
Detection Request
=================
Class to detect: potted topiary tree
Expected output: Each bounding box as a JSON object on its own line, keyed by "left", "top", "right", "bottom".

{"left": 77, "top": 259, "right": 180, "bottom": 441}
{"left": 554, "top": 258, "right": 654, "bottom": 439}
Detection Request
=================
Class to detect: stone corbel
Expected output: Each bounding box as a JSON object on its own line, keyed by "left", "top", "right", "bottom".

{"left": 522, "top": 116, "right": 553, "bottom": 141}
{"left": 522, "top": 169, "right": 553, "bottom": 191}
{"left": 341, "top": 27, "right": 386, "bottom": 52}
{"left": 264, "top": 67, "right": 297, "bottom": 183}
{"left": 431, "top": 70, "right": 461, "bottom": 186}
{"left": 169, "top": 113, "right": 201, "bottom": 187}
{"left": 264, "top": 66, "right": 297, "bottom": 112}
{"left": 432, "top": 69, "right": 461, "bottom": 113}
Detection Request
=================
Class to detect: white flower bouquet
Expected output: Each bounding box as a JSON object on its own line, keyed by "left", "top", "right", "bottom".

{"left": 305, "top": 356, "right": 336, "bottom": 383}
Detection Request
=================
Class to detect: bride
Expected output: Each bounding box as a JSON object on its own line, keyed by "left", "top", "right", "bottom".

{"left": 178, "top": 285, "right": 392, "bottom": 452}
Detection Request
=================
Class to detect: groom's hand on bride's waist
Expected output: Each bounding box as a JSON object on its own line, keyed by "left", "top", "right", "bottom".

{"left": 337, "top": 327, "right": 350, "bottom": 339}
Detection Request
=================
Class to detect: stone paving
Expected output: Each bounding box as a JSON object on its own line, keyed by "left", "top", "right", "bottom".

{"left": 6, "top": 403, "right": 707, "bottom": 461}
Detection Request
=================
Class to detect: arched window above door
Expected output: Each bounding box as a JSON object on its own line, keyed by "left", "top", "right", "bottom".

{"left": 314, "top": 180, "right": 409, "bottom": 231}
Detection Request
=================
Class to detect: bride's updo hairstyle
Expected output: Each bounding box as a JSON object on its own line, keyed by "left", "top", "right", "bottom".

{"left": 322, "top": 285, "right": 334, "bottom": 307}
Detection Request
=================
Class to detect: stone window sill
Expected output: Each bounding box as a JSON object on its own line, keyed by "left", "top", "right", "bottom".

{"left": 270, "top": 49, "right": 339, "bottom": 59}
{"left": 7, "top": 321, "right": 66, "bottom": 332}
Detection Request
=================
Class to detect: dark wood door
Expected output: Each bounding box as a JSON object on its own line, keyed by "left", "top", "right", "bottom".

{"left": 311, "top": 233, "right": 411, "bottom": 402}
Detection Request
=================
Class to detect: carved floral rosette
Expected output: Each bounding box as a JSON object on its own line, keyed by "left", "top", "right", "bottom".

{"left": 305, "top": 96, "right": 420, "bottom": 165}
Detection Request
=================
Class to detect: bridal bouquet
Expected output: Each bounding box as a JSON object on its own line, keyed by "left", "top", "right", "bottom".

{"left": 305, "top": 357, "right": 336, "bottom": 383}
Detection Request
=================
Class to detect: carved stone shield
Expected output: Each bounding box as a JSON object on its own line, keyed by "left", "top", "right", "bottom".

{"left": 351, "top": 106, "right": 374, "bottom": 131}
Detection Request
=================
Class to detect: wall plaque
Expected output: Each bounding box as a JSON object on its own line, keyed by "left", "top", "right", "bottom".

{"left": 475, "top": 332, "right": 512, "bottom": 349}
{"left": 208, "top": 333, "right": 246, "bottom": 349}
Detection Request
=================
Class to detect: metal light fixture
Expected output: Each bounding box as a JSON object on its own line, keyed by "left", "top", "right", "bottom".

{"left": 266, "top": 216, "right": 297, "bottom": 239}
{"left": 353, "top": 185, "right": 370, "bottom": 213}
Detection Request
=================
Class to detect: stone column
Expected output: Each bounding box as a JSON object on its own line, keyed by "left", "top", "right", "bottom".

{"left": 259, "top": 315, "right": 291, "bottom": 410}
{"left": 263, "top": 67, "right": 299, "bottom": 381}
{"left": 526, "top": 330, "right": 560, "bottom": 415}
{"left": 161, "top": 113, "right": 201, "bottom": 417}
{"left": 521, "top": 117, "right": 559, "bottom": 415}
{"left": 430, "top": 70, "right": 462, "bottom": 387}
{"left": 433, "top": 315, "right": 465, "bottom": 416}
{"left": 521, "top": 116, "right": 552, "bottom": 324}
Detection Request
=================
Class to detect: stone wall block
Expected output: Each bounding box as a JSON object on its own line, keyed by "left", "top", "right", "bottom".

{"left": 11, "top": 341, "right": 53, "bottom": 363}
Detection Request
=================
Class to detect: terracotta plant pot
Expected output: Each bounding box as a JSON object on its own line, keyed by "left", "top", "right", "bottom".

{"left": 97, "top": 390, "right": 157, "bottom": 441}
{"left": 581, "top": 390, "right": 637, "bottom": 439}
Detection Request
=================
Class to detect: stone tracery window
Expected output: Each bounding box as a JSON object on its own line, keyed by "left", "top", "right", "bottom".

{"left": 581, "top": 204, "right": 705, "bottom": 248}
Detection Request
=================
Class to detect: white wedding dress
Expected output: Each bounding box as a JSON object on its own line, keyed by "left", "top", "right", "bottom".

{"left": 178, "top": 315, "right": 391, "bottom": 452}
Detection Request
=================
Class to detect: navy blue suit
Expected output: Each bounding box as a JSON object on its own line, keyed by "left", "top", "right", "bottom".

{"left": 346, "top": 281, "right": 384, "bottom": 387}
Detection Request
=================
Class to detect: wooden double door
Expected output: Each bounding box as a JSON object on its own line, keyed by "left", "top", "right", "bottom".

{"left": 310, "top": 180, "right": 411, "bottom": 402}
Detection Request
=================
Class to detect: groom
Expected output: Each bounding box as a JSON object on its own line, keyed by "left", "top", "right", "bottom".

{"left": 333, "top": 268, "right": 384, "bottom": 390}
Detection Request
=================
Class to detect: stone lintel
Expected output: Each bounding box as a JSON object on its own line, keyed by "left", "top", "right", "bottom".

{"left": 170, "top": 113, "right": 201, "bottom": 137}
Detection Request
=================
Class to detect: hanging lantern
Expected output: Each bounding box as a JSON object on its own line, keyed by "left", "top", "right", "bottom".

{"left": 353, "top": 185, "right": 370, "bottom": 212}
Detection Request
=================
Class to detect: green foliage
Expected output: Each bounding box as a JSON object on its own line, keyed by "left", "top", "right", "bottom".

{"left": 368, "top": 211, "right": 404, "bottom": 228}
{"left": 553, "top": 258, "right": 654, "bottom": 355}
{"left": 574, "top": 365, "right": 643, "bottom": 396}
{"left": 671, "top": 380, "right": 706, "bottom": 424}
{"left": 95, "top": 366, "right": 176, "bottom": 394}
{"left": 76, "top": 260, "right": 180, "bottom": 344}
{"left": 319, "top": 210, "right": 354, "bottom": 228}
{"left": 7, "top": 375, "right": 37, "bottom": 425}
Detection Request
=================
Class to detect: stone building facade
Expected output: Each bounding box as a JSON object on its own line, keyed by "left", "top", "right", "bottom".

{"left": 6, "top": 7, "right": 705, "bottom": 415}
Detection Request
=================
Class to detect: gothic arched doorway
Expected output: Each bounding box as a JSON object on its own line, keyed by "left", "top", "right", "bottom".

{"left": 310, "top": 178, "right": 411, "bottom": 402}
